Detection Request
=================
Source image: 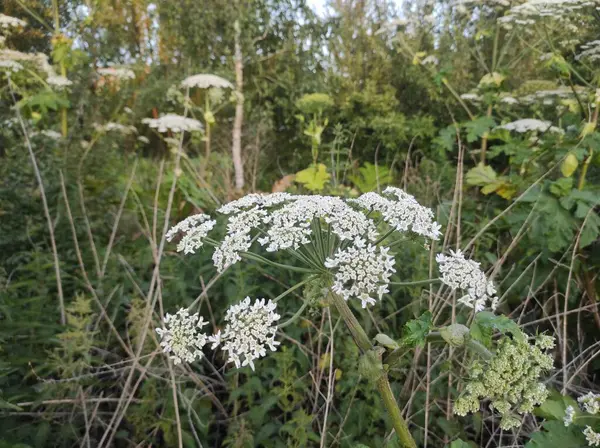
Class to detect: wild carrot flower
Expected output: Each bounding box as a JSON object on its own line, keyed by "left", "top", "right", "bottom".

{"left": 46, "top": 75, "right": 72, "bottom": 89}
{"left": 209, "top": 297, "right": 280, "bottom": 370}
{"left": 156, "top": 308, "right": 209, "bottom": 365}
{"left": 579, "top": 392, "right": 600, "bottom": 415}
{"left": 97, "top": 67, "right": 135, "bottom": 80}
{"left": 584, "top": 427, "right": 600, "bottom": 447}
{"left": 0, "top": 14, "right": 26, "bottom": 30}
{"left": 564, "top": 405, "right": 576, "bottom": 426}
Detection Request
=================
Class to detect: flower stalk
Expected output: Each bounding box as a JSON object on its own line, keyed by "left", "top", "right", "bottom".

{"left": 328, "top": 290, "right": 417, "bottom": 448}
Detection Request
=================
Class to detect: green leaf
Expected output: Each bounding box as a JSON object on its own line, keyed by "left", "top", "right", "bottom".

{"left": 470, "top": 312, "right": 524, "bottom": 347}
{"left": 449, "top": 439, "right": 476, "bottom": 448}
{"left": 17, "top": 90, "right": 70, "bottom": 114}
{"left": 534, "top": 390, "right": 578, "bottom": 421}
{"left": 464, "top": 116, "right": 496, "bottom": 143}
{"left": 294, "top": 163, "right": 331, "bottom": 191}
{"left": 466, "top": 163, "right": 497, "bottom": 186}
{"left": 561, "top": 153, "right": 579, "bottom": 177}
{"left": 400, "top": 311, "right": 433, "bottom": 348}
{"left": 525, "top": 421, "right": 587, "bottom": 448}
{"left": 348, "top": 162, "right": 392, "bottom": 192}
{"left": 434, "top": 125, "right": 457, "bottom": 153}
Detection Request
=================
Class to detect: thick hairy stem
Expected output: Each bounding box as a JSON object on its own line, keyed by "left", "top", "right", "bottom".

{"left": 377, "top": 375, "right": 418, "bottom": 448}
{"left": 328, "top": 291, "right": 417, "bottom": 448}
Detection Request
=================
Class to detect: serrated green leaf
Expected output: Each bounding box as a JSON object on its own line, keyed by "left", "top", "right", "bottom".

{"left": 294, "top": 163, "right": 331, "bottom": 191}
{"left": 400, "top": 311, "right": 433, "bottom": 348}
{"left": 464, "top": 116, "right": 496, "bottom": 143}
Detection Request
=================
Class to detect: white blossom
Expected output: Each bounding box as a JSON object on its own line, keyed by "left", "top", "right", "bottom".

{"left": 93, "top": 122, "right": 137, "bottom": 134}
{"left": 564, "top": 405, "right": 575, "bottom": 426}
{"left": 0, "top": 59, "right": 22, "bottom": 72}
{"left": 350, "top": 189, "right": 442, "bottom": 240}
{"left": 166, "top": 214, "right": 216, "bottom": 254}
{"left": 499, "top": 0, "right": 596, "bottom": 27}
{"left": 498, "top": 118, "right": 563, "bottom": 134}
{"left": 217, "top": 192, "right": 293, "bottom": 215}
{"left": 259, "top": 196, "right": 378, "bottom": 252}
{"left": 577, "top": 40, "right": 600, "bottom": 61}
{"left": 579, "top": 392, "right": 600, "bottom": 415}
{"left": 0, "top": 14, "right": 26, "bottom": 29}
{"left": 436, "top": 249, "right": 497, "bottom": 312}
{"left": 209, "top": 297, "right": 280, "bottom": 370}
{"left": 585, "top": 427, "right": 600, "bottom": 447}
{"left": 500, "top": 96, "right": 519, "bottom": 105}
{"left": 97, "top": 67, "right": 135, "bottom": 80}
{"left": 46, "top": 75, "right": 72, "bottom": 88}
{"left": 31, "top": 129, "right": 62, "bottom": 140}
{"left": 156, "top": 308, "right": 208, "bottom": 365}
{"left": 181, "top": 73, "right": 233, "bottom": 89}
{"left": 142, "top": 114, "right": 203, "bottom": 133}
{"left": 325, "top": 239, "right": 396, "bottom": 308}
{"left": 137, "top": 135, "right": 150, "bottom": 144}
{"left": 460, "top": 93, "right": 481, "bottom": 101}
{"left": 421, "top": 55, "right": 439, "bottom": 65}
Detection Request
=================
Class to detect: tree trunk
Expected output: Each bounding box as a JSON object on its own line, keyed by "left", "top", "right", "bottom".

{"left": 231, "top": 20, "right": 245, "bottom": 191}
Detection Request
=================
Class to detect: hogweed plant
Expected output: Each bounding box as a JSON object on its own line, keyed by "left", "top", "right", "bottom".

{"left": 156, "top": 189, "right": 555, "bottom": 447}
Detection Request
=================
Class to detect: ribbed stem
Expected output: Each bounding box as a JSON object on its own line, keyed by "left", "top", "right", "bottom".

{"left": 328, "top": 290, "right": 417, "bottom": 448}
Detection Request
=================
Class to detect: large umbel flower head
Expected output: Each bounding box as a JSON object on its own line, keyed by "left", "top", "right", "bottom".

{"left": 166, "top": 191, "right": 447, "bottom": 309}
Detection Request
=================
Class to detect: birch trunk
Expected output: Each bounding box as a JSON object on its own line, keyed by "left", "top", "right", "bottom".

{"left": 232, "top": 20, "right": 245, "bottom": 190}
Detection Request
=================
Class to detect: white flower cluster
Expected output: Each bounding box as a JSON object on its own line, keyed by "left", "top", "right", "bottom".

{"left": 351, "top": 188, "right": 442, "bottom": 240}
{"left": 181, "top": 73, "right": 233, "bottom": 89}
{"left": 500, "top": 96, "right": 519, "bottom": 105}
{"left": 259, "top": 195, "right": 379, "bottom": 252}
{"left": 30, "top": 129, "right": 62, "bottom": 140}
{"left": 0, "top": 14, "right": 26, "bottom": 30}
{"left": 421, "top": 55, "right": 439, "bottom": 65}
{"left": 579, "top": 392, "right": 600, "bottom": 415}
{"left": 325, "top": 239, "right": 396, "bottom": 308}
{"left": 0, "top": 49, "right": 54, "bottom": 77}
{"left": 576, "top": 40, "right": 600, "bottom": 61}
{"left": 585, "top": 427, "right": 600, "bottom": 447}
{"left": 46, "top": 75, "right": 72, "bottom": 89}
{"left": 0, "top": 59, "right": 22, "bottom": 72}
{"left": 166, "top": 214, "right": 217, "bottom": 254}
{"left": 564, "top": 392, "right": 600, "bottom": 446}
{"left": 168, "top": 191, "right": 441, "bottom": 299}
{"left": 93, "top": 122, "right": 137, "bottom": 134}
{"left": 564, "top": 405, "right": 576, "bottom": 426}
{"left": 209, "top": 297, "right": 280, "bottom": 370}
{"left": 460, "top": 93, "right": 482, "bottom": 102}
{"left": 142, "top": 114, "right": 203, "bottom": 133}
{"left": 499, "top": 0, "right": 597, "bottom": 27}
{"left": 498, "top": 118, "right": 563, "bottom": 134}
{"left": 97, "top": 67, "right": 135, "bottom": 80}
{"left": 156, "top": 308, "right": 208, "bottom": 365}
{"left": 436, "top": 249, "right": 498, "bottom": 312}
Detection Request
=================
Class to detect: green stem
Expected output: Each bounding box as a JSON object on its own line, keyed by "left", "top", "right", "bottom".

{"left": 377, "top": 375, "right": 418, "bottom": 448}
{"left": 389, "top": 278, "right": 441, "bottom": 287}
{"left": 328, "top": 290, "right": 417, "bottom": 448}
{"left": 279, "top": 300, "right": 310, "bottom": 328}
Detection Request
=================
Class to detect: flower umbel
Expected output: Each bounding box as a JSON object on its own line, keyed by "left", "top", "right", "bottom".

{"left": 156, "top": 308, "right": 208, "bottom": 365}
{"left": 436, "top": 249, "right": 498, "bottom": 312}
{"left": 325, "top": 239, "right": 396, "bottom": 308}
{"left": 166, "top": 214, "right": 217, "bottom": 254}
{"left": 454, "top": 334, "right": 554, "bottom": 429}
{"left": 209, "top": 297, "right": 280, "bottom": 370}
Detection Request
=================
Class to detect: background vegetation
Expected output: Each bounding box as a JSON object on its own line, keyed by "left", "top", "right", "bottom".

{"left": 0, "top": 0, "right": 599, "bottom": 446}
